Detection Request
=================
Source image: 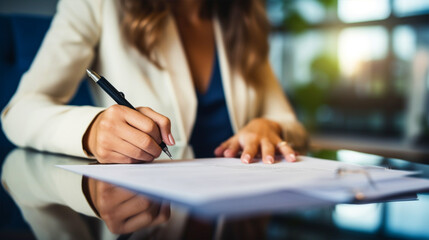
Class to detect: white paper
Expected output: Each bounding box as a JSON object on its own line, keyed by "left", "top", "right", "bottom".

{"left": 57, "top": 156, "right": 417, "bottom": 205}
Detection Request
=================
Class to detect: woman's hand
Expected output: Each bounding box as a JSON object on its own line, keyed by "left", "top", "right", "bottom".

{"left": 86, "top": 178, "right": 170, "bottom": 234}
{"left": 214, "top": 118, "right": 296, "bottom": 164}
{"left": 83, "top": 105, "right": 175, "bottom": 163}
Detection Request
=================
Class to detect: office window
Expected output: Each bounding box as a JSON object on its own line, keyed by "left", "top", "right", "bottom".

{"left": 338, "top": 26, "right": 388, "bottom": 81}
{"left": 394, "top": 0, "right": 429, "bottom": 17}
{"left": 267, "top": 0, "right": 429, "bottom": 144}
{"left": 338, "top": 0, "right": 390, "bottom": 23}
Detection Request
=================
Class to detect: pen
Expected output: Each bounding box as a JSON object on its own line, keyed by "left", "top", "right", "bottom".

{"left": 86, "top": 69, "right": 173, "bottom": 160}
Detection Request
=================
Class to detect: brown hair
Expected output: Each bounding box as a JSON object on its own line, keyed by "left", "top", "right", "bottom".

{"left": 120, "top": 0, "right": 269, "bottom": 84}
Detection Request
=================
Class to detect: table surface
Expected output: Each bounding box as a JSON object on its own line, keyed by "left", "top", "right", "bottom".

{"left": 271, "top": 148, "right": 429, "bottom": 240}
{"left": 2, "top": 147, "right": 429, "bottom": 240}
{"left": 311, "top": 133, "right": 429, "bottom": 163}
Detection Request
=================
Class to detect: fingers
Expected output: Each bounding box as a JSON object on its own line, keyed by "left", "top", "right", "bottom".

{"left": 214, "top": 141, "right": 228, "bottom": 157}
{"left": 95, "top": 128, "right": 157, "bottom": 163}
{"left": 149, "top": 204, "right": 171, "bottom": 226}
{"left": 261, "top": 138, "right": 275, "bottom": 164}
{"left": 96, "top": 150, "right": 139, "bottom": 164}
{"left": 217, "top": 135, "right": 295, "bottom": 165}
{"left": 95, "top": 182, "right": 171, "bottom": 234}
{"left": 240, "top": 137, "right": 259, "bottom": 164}
{"left": 122, "top": 106, "right": 162, "bottom": 143}
{"left": 120, "top": 203, "right": 159, "bottom": 234}
{"left": 94, "top": 183, "right": 137, "bottom": 222}
{"left": 114, "top": 195, "right": 151, "bottom": 221}
{"left": 224, "top": 140, "right": 240, "bottom": 158}
{"left": 87, "top": 105, "right": 175, "bottom": 163}
{"left": 138, "top": 107, "right": 175, "bottom": 146}
{"left": 117, "top": 122, "right": 162, "bottom": 159}
{"left": 217, "top": 137, "right": 296, "bottom": 164}
{"left": 277, "top": 141, "right": 296, "bottom": 162}
{"left": 240, "top": 139, "right": 296, "bottom": 164}
{"left": 120, "top": 202, "right": 170, "bottom": 234}
{"left": 214, "top": 138, "right": 240, "bottom": 157}
{"left": 219, "top": 118, "right": 300, "bottom": 164}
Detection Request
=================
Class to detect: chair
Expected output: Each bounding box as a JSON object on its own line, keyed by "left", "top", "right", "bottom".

{"left": 0, "top": 14, "right": 93, "bottom": 235}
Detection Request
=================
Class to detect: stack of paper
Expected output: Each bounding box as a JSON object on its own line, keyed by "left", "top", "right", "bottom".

{"left": 58, "top": 156, "right": 429, "bottom": 218}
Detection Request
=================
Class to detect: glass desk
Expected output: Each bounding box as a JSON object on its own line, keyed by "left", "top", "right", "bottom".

{"left": 2, "top": 147, "right": 429, "bottom": 240}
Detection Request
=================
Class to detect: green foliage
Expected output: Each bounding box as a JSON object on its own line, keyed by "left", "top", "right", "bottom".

{"left": 309, "top": 149, "right": 338, "bottom": 160}
{"left": 281, "top": 0, "right": 340, "bottom": 132}
{"left": 294, "top": 83, "right": 326, "bottom": 115}
{"left": 281, "top": 0, "right": 337, "bottom": 34}
{"left": 283, "top": 10, "right": 309, "bottom": 34}
{"left": 293, "top": 53, "right": 340, "bottom": 132}
{"left": 310, "top": 54, "right": 340, "bottom": 87}
{"left": 318, "top": 0, "right": 337, "bottom": 8}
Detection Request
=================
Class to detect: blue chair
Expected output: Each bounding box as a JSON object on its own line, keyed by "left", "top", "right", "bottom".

{"left": 0, "top": 14, "right": 93, "bottom": 235}
{"left": 0, "top": 14, "right": 94, "bottom": 155}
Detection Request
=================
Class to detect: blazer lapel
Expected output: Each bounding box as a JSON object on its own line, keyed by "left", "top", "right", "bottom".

{"left": 158, "top": 15, "right": 197, "bottom": 144}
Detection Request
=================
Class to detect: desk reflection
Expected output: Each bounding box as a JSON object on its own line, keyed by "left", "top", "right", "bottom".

{"left": 1, "top": 147, "right": 267, "bottom": 240}
{"left": 1, "top": 147, "right": 193, "bottom": 240}
{"left": 2, "top": 148, "right": 429, "bottom": 240}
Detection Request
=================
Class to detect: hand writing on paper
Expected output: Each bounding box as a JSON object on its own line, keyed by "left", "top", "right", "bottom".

{"left": 83, "top": 105, "right": 175, "bottom": 163}
{"left": 214, "top": 118, "right": 296, "bottom": 164}
{"left": 86, "top": 178, "right": 170, "bottom": 234}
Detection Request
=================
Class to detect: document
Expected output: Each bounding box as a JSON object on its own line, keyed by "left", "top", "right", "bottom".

{"left": 58, "top": 156, "right": 421, "bottom": 207}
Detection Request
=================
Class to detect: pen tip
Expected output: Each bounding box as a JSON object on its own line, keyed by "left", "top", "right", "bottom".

{"left": 164, "top": 149, "right": 173, "bottom": 160}
{"left": 86, "top": 69, "right": 101, "bottom": 82}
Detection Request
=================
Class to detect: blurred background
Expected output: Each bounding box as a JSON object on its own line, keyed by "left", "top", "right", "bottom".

{"left": 0, "top": 0, "right": 428, "bottom": 160}
{"left": 266, "top": 0, "right": 429, "bottom": 160}
{"left": 0, "top": 0, "right": 428, "bottom": 239}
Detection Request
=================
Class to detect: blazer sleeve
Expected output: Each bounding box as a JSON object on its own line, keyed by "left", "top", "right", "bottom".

{"left": 1, "top": 0, "right": 106, "bottom": 158}
{"left": 257, "top": 60, "right": 309, "bottom": 152}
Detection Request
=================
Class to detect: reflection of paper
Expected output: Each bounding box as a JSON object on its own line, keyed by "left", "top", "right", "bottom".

{"left": 57, "top": 156, "right": 419, "bottom": 205}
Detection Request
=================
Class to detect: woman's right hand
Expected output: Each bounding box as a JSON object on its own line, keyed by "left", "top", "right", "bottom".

{"left": 83, "top": 105, "right": 175, "bottom": 163}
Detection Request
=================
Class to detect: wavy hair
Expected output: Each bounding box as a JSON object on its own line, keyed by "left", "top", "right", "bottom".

{"left": 120, "top": 0, "right": 269, "bottom": 84}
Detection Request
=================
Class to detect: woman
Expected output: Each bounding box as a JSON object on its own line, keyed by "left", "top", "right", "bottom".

{"left": 1, "top": 0, "right": 307, "bottom": 236}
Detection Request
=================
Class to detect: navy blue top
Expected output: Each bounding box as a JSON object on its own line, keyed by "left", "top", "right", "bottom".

{"left": 189, "top": 51, "right": 234, "bottom": 158}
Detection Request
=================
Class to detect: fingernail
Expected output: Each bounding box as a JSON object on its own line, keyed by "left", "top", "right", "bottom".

{"left": 214, "top": 147, "right": 222, "bottom": 156}
{"left": 168, "top": 133, "right": 175, "bottom": 145}
{"left": 266, "top": 155, "right": 274, "bottom": 164}
{"left": 224, "top": 149, "right": 231, "bottom": 157}
{"left": 287, "top": 154, "right": 296, "bottom": 162}
{"left": 242, "top": 154, "right": 251, "bottom": 164}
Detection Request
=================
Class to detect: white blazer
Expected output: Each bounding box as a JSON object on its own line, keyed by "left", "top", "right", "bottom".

{"left": 1, "top": 0, "right": 306, "bottom": 158}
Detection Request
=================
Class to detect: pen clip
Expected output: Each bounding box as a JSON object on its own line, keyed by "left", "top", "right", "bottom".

{"left": 119, "top": 92, "right": 125, "bottom": 98}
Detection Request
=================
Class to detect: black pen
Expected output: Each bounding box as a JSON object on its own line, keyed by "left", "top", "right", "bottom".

{"left": 86, "top": 69, "right": 173, "bottom": 159}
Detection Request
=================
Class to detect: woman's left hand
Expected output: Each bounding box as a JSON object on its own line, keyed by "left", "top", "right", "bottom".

{"left": 214, "top": 118, "right": 296, "bottom": 164}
